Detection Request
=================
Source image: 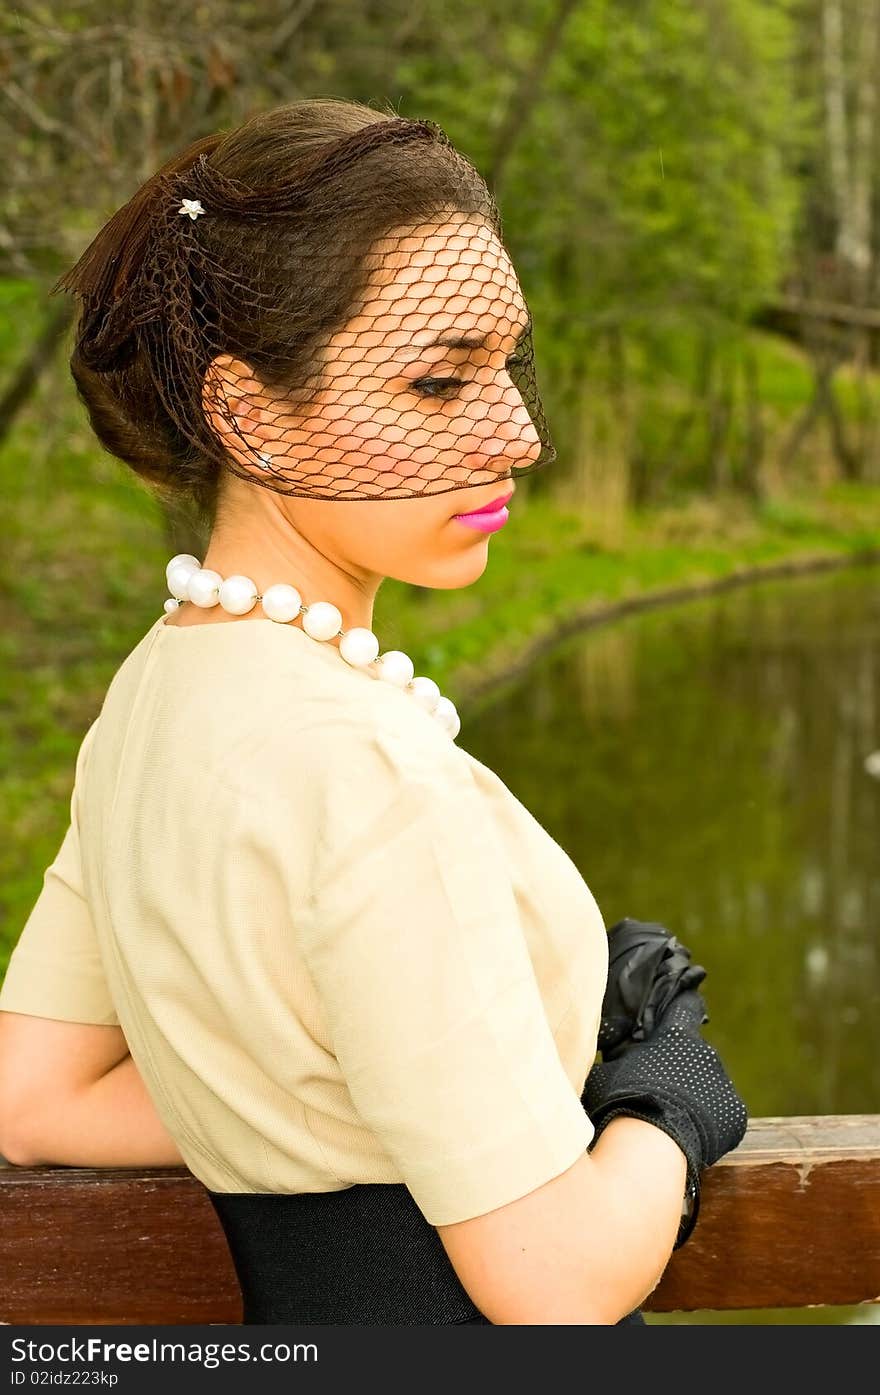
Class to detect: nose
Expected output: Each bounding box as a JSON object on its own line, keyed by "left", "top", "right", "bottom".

{"left": 496, "top": 392, "right": 542, "bottom": 465}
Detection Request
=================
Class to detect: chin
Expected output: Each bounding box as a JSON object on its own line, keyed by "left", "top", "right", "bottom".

{"left": 431, "top": 547, "right": 491, "bottom": 591}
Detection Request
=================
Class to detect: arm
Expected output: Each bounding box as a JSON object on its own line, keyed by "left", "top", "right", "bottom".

{"left": 437, "top": 1115, "right": 687, "bottom": 1324}
{"left": 292, "top": 719, "right": 689, "bottom": 1323}
{"left": 0, "top": 1011, "right": 185, "bottom": 1168}
{"left": 0, "top": 717, "right": 183, "bottom": 1169}
{"left": 437, "top": 927, "right": 748, "bottom": 1323}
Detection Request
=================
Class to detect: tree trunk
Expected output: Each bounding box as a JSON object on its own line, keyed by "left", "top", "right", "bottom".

{"left": 848, "top": 0, "right": 879, "bottom": 470}
{"left": 707, "top": 353, "right": 735, "bottom": 493}
{"left": 486, "top": 0, "right": 581, "bottom": 197}
{"left": 740, "top": 341, "right": 765, "bottom": 501}
{"left": 849, "top": 0, "right": 877, "bottom": 294}
{"left": 822, "top": 0, "right": 850, "bottom": 264}
{"left": 820, "top": 362, "right": 860, "bottom": 478}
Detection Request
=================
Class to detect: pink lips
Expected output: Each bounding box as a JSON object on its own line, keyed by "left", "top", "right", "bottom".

{"left": 456, "top": 491, "right": 515, "bottom": 517}
{"left": 452, "top": 491, "right": 514, "bottom": 532}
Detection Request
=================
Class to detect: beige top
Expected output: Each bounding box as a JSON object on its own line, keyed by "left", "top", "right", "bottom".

{"left": 0, "top": 611, "right": 609, "bottom": 1225}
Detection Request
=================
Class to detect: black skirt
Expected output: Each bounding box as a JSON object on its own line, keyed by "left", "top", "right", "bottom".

{"left": 206, "top": 1182, "right": 645, "bottom": 1326}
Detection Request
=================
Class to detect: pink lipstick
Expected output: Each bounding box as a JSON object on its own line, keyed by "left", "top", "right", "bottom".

{"left": 452, "top": 491, "right": 514, "bottom": 533}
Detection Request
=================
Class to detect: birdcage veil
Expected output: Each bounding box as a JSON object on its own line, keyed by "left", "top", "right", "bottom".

{"left": 52, "top": 112, "right": 556, "bottom": 505}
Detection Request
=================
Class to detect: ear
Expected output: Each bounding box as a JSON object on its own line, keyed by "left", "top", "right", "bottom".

{"left": 202, "top": 354, "right": 272, "bottom": 472}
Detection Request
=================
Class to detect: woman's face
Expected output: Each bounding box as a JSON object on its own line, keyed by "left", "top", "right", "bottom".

{"left": 212, "top": 215, "right": 543, "bottom": 595}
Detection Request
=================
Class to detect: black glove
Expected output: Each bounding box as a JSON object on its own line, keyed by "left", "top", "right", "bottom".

{"left": 598, "top": 916, "right": 708, "bottom": 1059}
{"left": 582, "top": 987, "right": 748, "bottom": 1247}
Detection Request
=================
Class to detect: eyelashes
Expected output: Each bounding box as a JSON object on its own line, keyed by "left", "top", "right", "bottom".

{"left": 411, "top": 376, "right": 465, "bottom": 398}
{"left": 412, "top": 352, "right": 528, "bottom": 399}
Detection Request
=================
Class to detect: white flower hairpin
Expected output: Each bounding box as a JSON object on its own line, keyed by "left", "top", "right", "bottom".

{"left": 178, "top": 198, "right": 205, "bottom": 220}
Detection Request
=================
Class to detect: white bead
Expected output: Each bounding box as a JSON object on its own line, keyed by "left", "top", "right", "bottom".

{"left": 262, "top": 583, "right": 302, "bottom": 623}
{"left": 339, "top": 627, "right": 380, "bottom": 667}
{"left": 302, "top": 601, "right": 343, "bottom": 641}
{"left": 163, "top": 555, "right": 458, "bottom": 738}
{"left": 219, "top": 574, "right": 259, "bottom": 615}
{"left": 167, "top": 558, "right": 201, "bottom": 601}
{"left": 187, "top": 568, "right": 223, "bottom": 608}
{"left": 165, "top": 554, "right": 200, "bottom": 590}
{"left": 433, "top": 696, "right": 461, "bottom": 740}
{"left": 409, "top": 676, "right": 441, "bottom": 714}
{"left": 375, "top": 650, "right": 415, "bottom": 687}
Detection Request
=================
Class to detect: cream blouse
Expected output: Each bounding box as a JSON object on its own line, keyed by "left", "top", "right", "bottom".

{"left": 0, "top": 611, "right": 609, "bottom": 1225}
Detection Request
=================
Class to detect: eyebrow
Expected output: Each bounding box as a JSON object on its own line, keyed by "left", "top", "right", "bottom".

{"left": 429, "top": 317, "right": 530, "bottom": 350}
{"left": 400, "top": 315, "right": 531, "bottom": 360}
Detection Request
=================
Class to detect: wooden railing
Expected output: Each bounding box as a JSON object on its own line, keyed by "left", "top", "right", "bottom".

{"left": 1, "top": 1115, "right": 878, "bottom": 1324}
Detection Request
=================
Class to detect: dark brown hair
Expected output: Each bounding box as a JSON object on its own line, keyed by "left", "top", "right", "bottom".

{"left": 52, "top": 99, "right": 500, "bottom": 528}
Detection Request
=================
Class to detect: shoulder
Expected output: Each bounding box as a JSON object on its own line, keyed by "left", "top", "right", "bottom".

{"left": 287, "top": 675, "right": 472, "bottom": 801}
{"left": 223, "top": 681, "right": 486, "bottom": 911}
{"left": 229, "top": 622, "right": 466, "bottom": 780}
{"left": 233, "top": 662, "right": 476, "bottom": 843}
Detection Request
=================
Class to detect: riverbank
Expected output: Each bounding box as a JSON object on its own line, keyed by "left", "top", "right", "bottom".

{"left": 381, "top": 480, "right": 880, "bottom": 716}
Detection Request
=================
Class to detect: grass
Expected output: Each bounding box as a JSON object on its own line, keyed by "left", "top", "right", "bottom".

{"left": 382, "top": 481, "right": 880, "bottom": 706}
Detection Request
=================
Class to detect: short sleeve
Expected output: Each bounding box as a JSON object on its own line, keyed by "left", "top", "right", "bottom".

{"left": 0, "top": 716, "right": 119, "bottom": 1026}
{"left": 294, "top": 718, "right": 594, "bottom": 1227}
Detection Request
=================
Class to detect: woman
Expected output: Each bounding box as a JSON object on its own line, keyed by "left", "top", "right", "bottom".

{"left": 0, "top": 99, "right": 746, "bottom": 1324}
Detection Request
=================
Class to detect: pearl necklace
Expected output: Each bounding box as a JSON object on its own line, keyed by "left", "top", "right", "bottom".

{"left": 163, "top": 553, "right": 461, "bottom": 741}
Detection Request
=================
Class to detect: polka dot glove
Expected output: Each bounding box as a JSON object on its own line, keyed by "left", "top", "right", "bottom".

{"left": 581, "top": 989, "right": 748, "bottom": 1248}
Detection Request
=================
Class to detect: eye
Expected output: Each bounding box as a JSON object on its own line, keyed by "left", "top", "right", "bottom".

{"left": 412, "top": 376, "right": 464, "bottom": 398}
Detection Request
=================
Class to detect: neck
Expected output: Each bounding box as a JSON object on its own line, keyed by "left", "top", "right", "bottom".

{"left": 198, "top": 496, "right": 379, "bottom": 637}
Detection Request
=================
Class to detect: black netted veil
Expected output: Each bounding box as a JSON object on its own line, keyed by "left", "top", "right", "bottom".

{"left": 52, "top": 116, "right": 556, "bottom": 503}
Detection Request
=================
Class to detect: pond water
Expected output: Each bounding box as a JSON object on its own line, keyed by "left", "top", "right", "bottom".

{"left": 461, "top": 563, "right": 880, "bottom": 1325}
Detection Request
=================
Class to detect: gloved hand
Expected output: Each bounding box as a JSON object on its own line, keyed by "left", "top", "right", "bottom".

{"left": 598, "top": 916, "right": 708, "bottom": 1060}
{"left": 582, "top": 986, "right": 748, "bottom": 1247}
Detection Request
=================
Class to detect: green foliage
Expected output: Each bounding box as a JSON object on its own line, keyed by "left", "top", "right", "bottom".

{"left": 317, "top": 0, "right": 809, "bottom": 491}
{"left": 3, "top": 0, "right": 843, "bottom": 506}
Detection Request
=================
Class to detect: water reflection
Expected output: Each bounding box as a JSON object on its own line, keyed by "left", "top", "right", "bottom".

{"left": 461, "top": 564, "right": 880, "bottom": 1325}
